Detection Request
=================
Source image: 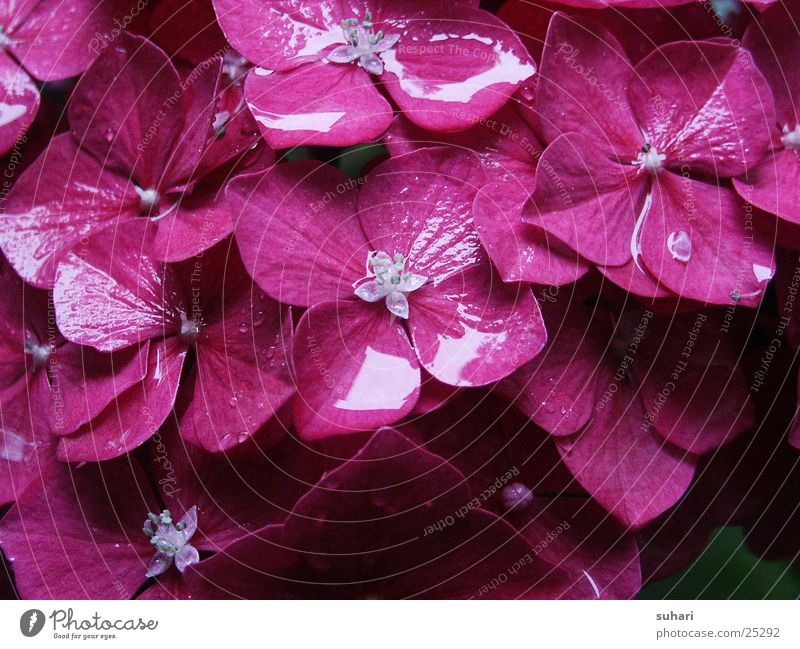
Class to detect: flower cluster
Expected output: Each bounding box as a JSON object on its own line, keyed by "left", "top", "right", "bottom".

{"left": 0, "top": 0, "right": 798, "bottom": 600}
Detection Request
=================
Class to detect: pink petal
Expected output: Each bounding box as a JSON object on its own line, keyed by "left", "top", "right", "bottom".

{"left": 556, "top": 382, "right": 697, "bottom": 529}
{"left": 0, "top": 51, "right": 39, "bottom": 156}
{"left": 524, "top": 133, "right": 648, "bottom": 267}
{"left": 174, "top": 544, "right": 200, "bottom": 573}
{"left": 58, "top": 337, "right": 186, "bottom": 462}
{"left": 629, "top": 41, "right": 774, "bottom": 178}
{"left": 151, "top": 181, "right": 235, "bottom": 262}
{"left": 358, "top": 147, "right": 486, "bottom": 281}
{"left": 150, "top": 0, "right": 230, "bottom": 64}
{"left": 8, "top": 0, "right": 134, "bottom": 81}
{"left": 68, "top": 32, "right": 184, "bottom": 189}
{"left": 598, "top": 258, "right": 674, "bottom": 299}
{"left": 0, "top": 457, "right": 157, "bottom": 598}
{"left": 180, "top": 290, "right": 295, "bottom": 452}
{"left": 54, "top": 222, "right": 185, "bottom": 352}
{"left": 742, "top": 1, "right": 800, "bottom": 124}
{"left": 0, "top": 133, "right": 139, "bottom": 288}
{"left": 536, "top": 13, "right": 640, "bottom": 154}
{"left": 409, "top": 264, "right": 546, "bottom": 386}
{"left": 733, "top": 149, "right": 800, "bottom": 225}
{"left": 639, "top": 312, "right": 754, "bottom": 455}
{"left": 47, "top": 342, "right": 150, "bottom": 436}
{"left": 379, "top": 7, "right": 535, "bottom": 132}
{"left": 213, "top": 0, "right": 346, "bottom": 71}
{"left": 230, "top": 160, "right": 369, "bottom": 307}
{"left": 0, "top": 379, "right": 57, "bottom": 506}
{"left": 474, "top": 180, "right": 590, "bottom": 285}
{"left": 292, "top": 300, "right": 420, "bottom": 440}
{"left": 244, "top": 61, "right": 392, "bottom": 148}
{"left": 384, "top": 104, "right": 543, "bottom": 184}
{"left": 640, "top": 172, "right": 775, "bottom": 307}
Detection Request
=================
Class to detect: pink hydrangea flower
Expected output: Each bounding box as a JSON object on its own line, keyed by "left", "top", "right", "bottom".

{"left": 523, "top": 13, "right": 776, "bottom": 305}
{"left": 0, "top": 32, "right": 264, "bottom": 288}
{"left": 212, "top": 0, "right": 535, "bottom": 147}
{"left": 0, "top": 425, "right": 334, "bottom": 598}
{"left": 229, "top": 147, "right": 547, "bottom": 439}
{"left": 498, "top": 276, "right": 754, "bottom": 528}
{"left": 416, "top": 393, "right": 643, "bottom": 598}
{"left": 386, "top": 102, "right": 590, "bottom": 286}
{"left": 51, "top": 223, "right": 295, "bottom": 457}
{"left": 184, "top": 427, "right": 596, "bottom": 598}
{"left": 0, "top": 0, "right": 133, "bottom": 155}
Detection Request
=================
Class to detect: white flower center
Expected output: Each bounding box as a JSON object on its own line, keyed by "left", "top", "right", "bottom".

{"left": 143, "top": 507, "right": 200, "bottom": 577}
{"left": 781, "top": 123, "right": 800, "bottom": 151}
{"left": 179, "top": 311, "right": 202, "bottom": 344}
{"left": 326, "top": 11, "right": 400, "bottom": 76}
{"left": 353, "top": 251, "right": 427, "bottom": 319}
{"left": 24, "top": 339, "right": 52, "bottom": 369}
{"left": 633, "top": 143, "right": 666, "bottom": 173}
{"left": 135, "top": 186, "right": 161, "bottom": 214}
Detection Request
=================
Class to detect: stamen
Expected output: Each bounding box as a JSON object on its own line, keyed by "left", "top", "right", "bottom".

{"left": 143, "top": 506, "right": 199, "bottom": 578}
{"left": 179, "top": 312, "right": 201, "bottom": 344}
{"left": 781, "top": 124, "right": 800, "bottom": 151}
{"left": 327, "top": 9, "right": 400, "bottom": 76}
{"left": 632, "top": 142, "right": 666, "bottom": 173}
{"left": 24, "top": 339, "right": 52, "bottom": 369}
{"left": 135, "top": 186, "right": 161, "bottom": 214}
{"left": 353, "top": 250, "right": 427, "bottom": 319}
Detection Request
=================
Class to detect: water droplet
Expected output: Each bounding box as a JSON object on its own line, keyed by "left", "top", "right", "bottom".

{"left": 502, "top": 483, "right": 534, "bottom": 511}
{"left": 666, "top": 230, "right": 692, "bottom": 263}
{"left": 520, "top": 85, "right": 535, "bottom": 102}
{"left": 753, "top": 263, "right": 774, "bottom": 283}
{"left": 560, "top": 406, "right": 568, "bottom": 416}
{"left": 265, "top": 347, "right": 275, "bottom": 359}
{"left": 104, "top": 128, "right": 115, "bottom": 142}
{"left": 228, "top": 396, "right": 238, "bottom": 407}
{"left": 238, "top": 322, "right": 248, "bottom": 334}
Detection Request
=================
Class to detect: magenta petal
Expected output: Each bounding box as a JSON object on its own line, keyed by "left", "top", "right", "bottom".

{"left": 640, "top": 172, "right": 775, "bottom": 307}
{"left": 0, "top": 51, "right": 39, "bottom": 156}
{"left": 536, "top": 13, "right": 640, "bottom": 154}
{"left": 474, "top": 180, "right": 590, "bottom": 285}
{"left": 358, "top": 147, "right": 486, "bottom": 281}
{"left": 58, "top": 337, "right": 186, "bottom": 462}
{"left": 245, "top": 62, "right": 392, "bottom": 148}
{"left": 734, "top": 149, "right": 800, "bottom": 225}
{"left": 8, "top": 0, "right": 132, "bottom": 81}
{"left": 151, "top": 189, "right": 235, "bottom": 262}
{"left": 48, "top": 342, "right": 150, "bottom": 436}
{"left": 557, "top": 386, "right": 697, "bottom": 529}
{"left": 0, "top": 133, "right": 140, "bottom": 287}
{"left": 0, "top": 458, "right": 157, "bottom": 598}
{"left": 743, "top": 1, "right": 800, "bottom": 124}
{"left": 380, "top": 8, "right": 534, "bottom": 132}
{"left": 409, "top": 264, "right": 546, "bottom": 386}
{"left": 629, "top": 41, "right": 774, "bottom": 178}
{"left": 54, "top": 222, "right": 184, "bottom": 352}
{"left": 213, "top": 0, "right": 345, "bottom": 71}
{"left": 230, "top": 161, "right": 369, "bottom": 307}
{"left": 181, "top": 294, "right": 295, "bottom": 452}
{"left": 524, "top": 134, "right": 647, "bottom": 267}
{"left": 68, "top": 33, "right": 184, "bottom": 188}
{"left": 598, "top": 258, "right": 674, "bottom": 299}
{"left": 0, "top": 380, "right": 57, "bottom": 506}
{"left": 292, "top": 300, "right": 420, "bottom": 440}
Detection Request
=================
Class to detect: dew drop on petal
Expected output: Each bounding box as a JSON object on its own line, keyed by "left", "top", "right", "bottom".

{"left": 666, "top": 230, "right": 692, "bottom": 263}
{"left": 753, "top": 263, "right": 774, "bottom": 283}
{"left": 502, "top": 482, "right": 534, "bottom": 511}
{"left": 238, "top": 322, "right": 248, "bottom": 334}
{"left": 104, "top": 128, "right": 115, "bottom": 142}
